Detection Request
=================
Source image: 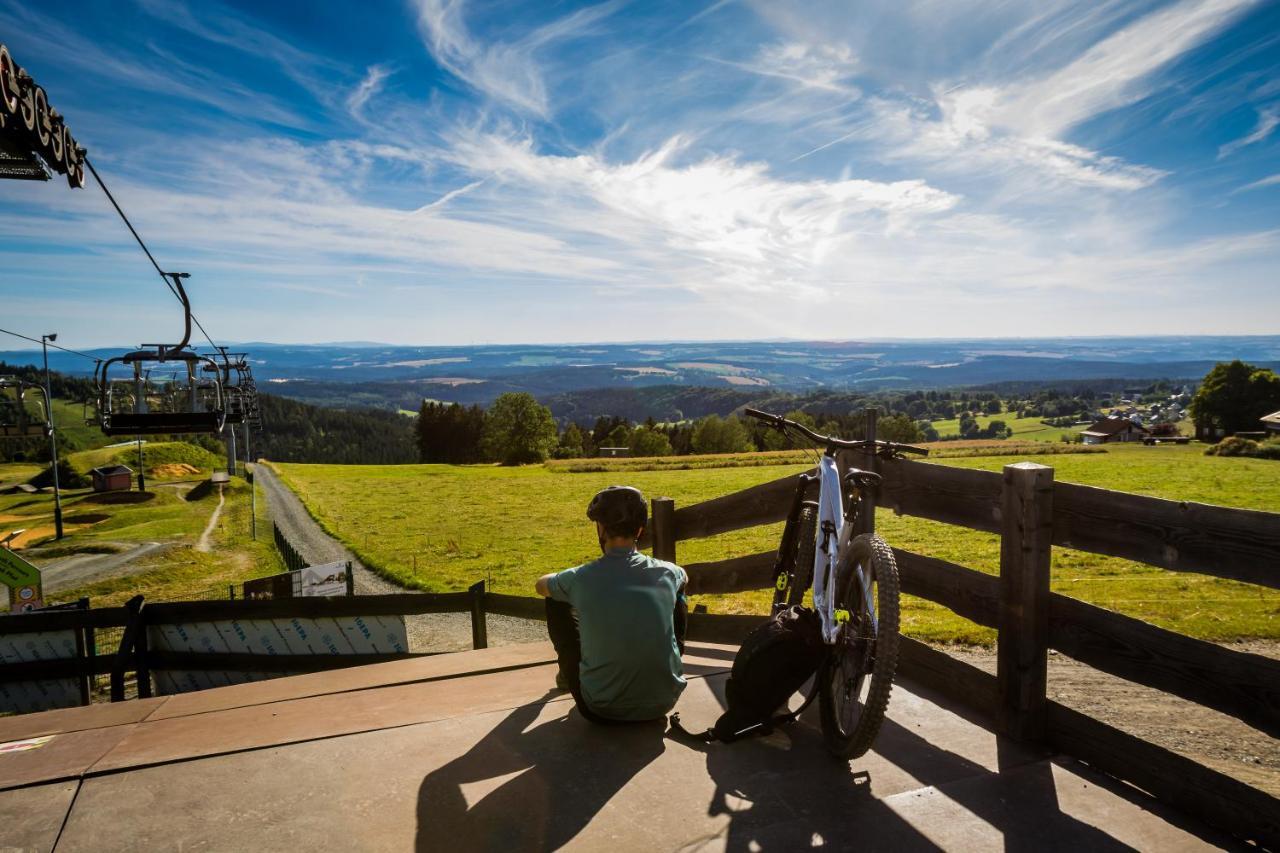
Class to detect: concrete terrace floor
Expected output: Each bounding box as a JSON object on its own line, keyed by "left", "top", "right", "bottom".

{"left": 0, "top": 642, "right": 1245, "bottom": 852}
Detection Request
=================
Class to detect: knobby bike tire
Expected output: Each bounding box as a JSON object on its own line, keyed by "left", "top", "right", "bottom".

{"left": 819, "top": 533, "right": 900, "bottom": 760}
{"left": 786, "top": 503, "right": 818, "bottom": 607}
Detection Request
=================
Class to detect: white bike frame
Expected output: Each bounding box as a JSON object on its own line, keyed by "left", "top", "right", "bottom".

{"left": 811, "top": 454, "right": 878, "bottom": 644}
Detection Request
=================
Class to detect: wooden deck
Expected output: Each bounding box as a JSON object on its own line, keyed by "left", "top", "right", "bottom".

{"left": 0, "top": 642, "right": 1242, "bottom": 851}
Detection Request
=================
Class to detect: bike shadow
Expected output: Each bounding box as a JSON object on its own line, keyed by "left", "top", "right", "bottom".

{"left": 669, "top": 674, "right": 1237, "bottom": 851}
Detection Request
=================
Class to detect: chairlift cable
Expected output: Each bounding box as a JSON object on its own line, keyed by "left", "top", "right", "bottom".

{"left": 82, "top": 158, "right": 179, "bottom": 301}
{"left": 82, "top": 158, "right": 221, "bottom": 351}
{"left": 0, "top": 326, "right": 100, "bottom": 362}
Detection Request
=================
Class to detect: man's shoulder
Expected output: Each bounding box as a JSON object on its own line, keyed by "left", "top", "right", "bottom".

{"left": 636, "top": 553, "right": 686, "bottom": 582}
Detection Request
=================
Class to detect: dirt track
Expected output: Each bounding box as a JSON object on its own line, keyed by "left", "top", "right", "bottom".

{"left": 254, "top": 463, "right": 547, "bottom": 651}
{"left": 947, "top": 642, "right": 1280, "bottom": 797}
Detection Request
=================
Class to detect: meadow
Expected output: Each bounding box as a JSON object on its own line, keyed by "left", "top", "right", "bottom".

{"left": 276, "top": 442, "right": 1279, "bottom": 645}
{"left": 0, "top": 452, "right": 282, "bottom": 608}
{"left": 927, "top": 412, "right": 1081, "bottom": 442}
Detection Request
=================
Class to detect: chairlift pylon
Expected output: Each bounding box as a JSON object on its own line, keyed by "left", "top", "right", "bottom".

{"left": 91, "top": 272, "right": 227, "bottom": 437}
{"left": 0, "top": 376, "right": 52, "bottom": 439}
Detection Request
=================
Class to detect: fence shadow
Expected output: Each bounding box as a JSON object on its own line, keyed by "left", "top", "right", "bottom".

{"left": 663, "top": 672, "right": 1234, "bottom": 852}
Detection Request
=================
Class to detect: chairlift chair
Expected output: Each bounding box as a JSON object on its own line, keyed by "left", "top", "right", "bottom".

{"left": 90, "top": 272, "right": 227, "bottom": 437}
{"left": 0, "top": 376, "right": 51, "bottom": 439}
{"left": 202, "top": 352, "right": 262, "bottom": 432}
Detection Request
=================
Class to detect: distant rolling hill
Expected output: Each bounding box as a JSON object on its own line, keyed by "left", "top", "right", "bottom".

{"left": 6, "top": 336, "right": 1276, "bottom": 418}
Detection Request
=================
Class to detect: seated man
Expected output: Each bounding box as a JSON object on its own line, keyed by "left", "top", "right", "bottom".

{"left": 535, "top": 485, "right": 688, "bottom": 723}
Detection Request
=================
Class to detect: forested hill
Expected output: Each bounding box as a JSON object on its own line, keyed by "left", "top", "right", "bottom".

{"left": 254, "top": 394, "right": 416, "bottom": 464}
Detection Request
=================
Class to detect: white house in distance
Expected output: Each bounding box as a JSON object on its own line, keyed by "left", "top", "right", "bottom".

{"left": 1262, "top": 411, "right": 1280, "bottom": 436}
{"left": 1080, "top": 417, "right": 1151, "bottom": 445}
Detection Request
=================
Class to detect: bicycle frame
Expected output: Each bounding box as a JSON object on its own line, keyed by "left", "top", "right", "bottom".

{"left": 771, "top": 448, "right": 879, "bottom": 644}
{"left": 748, "top": 407, "right": 925, "bottom": 644}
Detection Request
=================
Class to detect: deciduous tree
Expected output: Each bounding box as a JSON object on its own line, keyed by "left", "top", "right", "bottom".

{"left": 1191, "top": 361, "right": 1280, "bottom": 436}
{"left": 482, "top": 393, "right": 558, "bottom": 465}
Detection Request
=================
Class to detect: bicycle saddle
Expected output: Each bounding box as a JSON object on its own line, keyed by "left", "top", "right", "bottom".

{"left": 844, "top": 468, "right": 882, "bottom": 489}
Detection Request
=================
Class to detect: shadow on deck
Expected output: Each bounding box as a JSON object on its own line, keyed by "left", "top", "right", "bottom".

{"left": 0, "top": 642, "right": 1244, "bottom": 851}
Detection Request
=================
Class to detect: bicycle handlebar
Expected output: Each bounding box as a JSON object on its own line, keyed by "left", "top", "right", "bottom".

{"left": 742, "top": 407, "right": 929, "bottom": 457}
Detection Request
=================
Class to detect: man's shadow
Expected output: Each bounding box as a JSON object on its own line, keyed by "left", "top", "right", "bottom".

{"left": 415, "top": 690, "right": 666, "bottom": 852}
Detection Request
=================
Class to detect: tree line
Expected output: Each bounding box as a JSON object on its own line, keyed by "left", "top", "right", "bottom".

{"left": 416, "top": 392, "right": 935, "bottom": 465}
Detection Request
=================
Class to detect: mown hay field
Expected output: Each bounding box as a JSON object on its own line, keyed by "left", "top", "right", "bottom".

{"left": 274, "top": 443, "right": 1279, "bottom": 645}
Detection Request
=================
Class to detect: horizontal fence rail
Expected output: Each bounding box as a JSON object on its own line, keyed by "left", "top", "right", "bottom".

{"left": 642, "top": 447, "right": 1280, "bottom": 848}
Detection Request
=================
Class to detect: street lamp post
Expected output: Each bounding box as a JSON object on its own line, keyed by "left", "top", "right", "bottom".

{"left": 41, "top": 334, "right": 64, "bottom": 540}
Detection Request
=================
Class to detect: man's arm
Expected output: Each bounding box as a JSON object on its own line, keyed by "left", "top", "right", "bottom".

{"left": 535, "top": 572, "right": 557, "bottom": 598}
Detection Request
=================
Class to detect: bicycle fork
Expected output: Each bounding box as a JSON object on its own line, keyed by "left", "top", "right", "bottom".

{"left": 770, "top": 472, "right": 818, "bottom": 612}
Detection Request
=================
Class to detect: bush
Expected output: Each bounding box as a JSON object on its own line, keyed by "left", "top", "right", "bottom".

{"left": 1205, "top": 436, "right": 1278, "bottom": 459}
{"left": 1256, "top": 439, "right": 1280, "bottom": 460}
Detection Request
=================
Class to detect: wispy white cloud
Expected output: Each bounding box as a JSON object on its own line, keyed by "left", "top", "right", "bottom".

{"left": 1218, "top": 107, "right": 1279, "bottom": 158}
{"left": 413, "top": 0, "right": 622, "bottom": 117}
{"left": 1232, "top": 172, "right": 1280, "bottom": 193}
{"left": 993, "top": 0, "right": 1257, "bottom": 137}
{"left": 745, "top": 41, "right": 859, "bottom": 94}
{"left": 347, "top": 65, "right": 392, "bottom": 120}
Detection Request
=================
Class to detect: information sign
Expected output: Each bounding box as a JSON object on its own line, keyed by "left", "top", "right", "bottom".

{"left": 0, "top": 548, "right": 42, "bottom": 613}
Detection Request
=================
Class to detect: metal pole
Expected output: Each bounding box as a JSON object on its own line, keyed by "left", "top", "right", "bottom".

{"left": 249, "top": 464, "right": 256, "bottom": 540}
{"left": 42, "top": 335, "right": 63, "bottom": 540}
{"left": 137, "top": 436, "right": 146, "bottom": 492}
{"left": 226, "top": 424, "right": 236, "bottom": 477}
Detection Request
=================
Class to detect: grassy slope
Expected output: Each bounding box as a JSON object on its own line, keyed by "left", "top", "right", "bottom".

{"left": 66, "top": 441, "right": 223, "bottom": 480}
{"left": 929, "top": 413, "right": 1079, "bottom": 442}
{"left": 0, "top": 462, "right": 282, "bottom": 607}
{"left": 276, "top": 442, "right": 1278, "bottom": 645}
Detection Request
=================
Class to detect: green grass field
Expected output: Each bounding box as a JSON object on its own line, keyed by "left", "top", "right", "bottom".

{"left": 276, "top": 442, "right": 1278, "bottom": 645}
{"left": 928, "top": 413, "right": 1081, "bottom": 442}
{"left": 1, "top": 450, "right": 282, "bottom": 607}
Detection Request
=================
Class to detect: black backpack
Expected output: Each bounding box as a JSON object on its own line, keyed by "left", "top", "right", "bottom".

{"left": 671, "top": 605, "right": 827, "bottom": 743}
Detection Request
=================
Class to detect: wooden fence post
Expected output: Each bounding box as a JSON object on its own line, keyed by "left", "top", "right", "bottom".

{"left": 857, "top": 407, "right": 880, "bottom": 537}
{"left": 110, "top": 594, "right": 145, "bottom": 703}
{"left": 469, "top": 580, "right": 488, "bottom": 649}
{"left": 651, "top": 497, "right": 676, "bottom": 564}
{"left": 998, "top": 462, "right": 1053, "bottom": 741}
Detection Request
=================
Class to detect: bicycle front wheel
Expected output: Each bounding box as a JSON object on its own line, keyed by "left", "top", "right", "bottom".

{"left": 819, "top": 533, "right": 900, "bottom": 760}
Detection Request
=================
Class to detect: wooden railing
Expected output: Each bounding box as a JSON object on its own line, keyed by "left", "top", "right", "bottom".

{"left": 2, "top": 453, "right": 1276, "bottom": 843}
{"left": 641, "top": 450, "right": 1280, "bottom": 847}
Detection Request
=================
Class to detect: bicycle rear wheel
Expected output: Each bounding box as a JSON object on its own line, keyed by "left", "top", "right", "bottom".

{"left": 819, "top": 533, "right": 900, "bottom": 759}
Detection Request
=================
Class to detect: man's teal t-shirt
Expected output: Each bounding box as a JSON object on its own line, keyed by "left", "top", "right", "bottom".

{"left": 546, "top": 547, "right": 687, "bottom": 721}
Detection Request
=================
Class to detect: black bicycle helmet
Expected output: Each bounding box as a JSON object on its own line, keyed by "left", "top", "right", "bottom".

{"left": 587, "top": 485, "right": 648, "bottom": 533}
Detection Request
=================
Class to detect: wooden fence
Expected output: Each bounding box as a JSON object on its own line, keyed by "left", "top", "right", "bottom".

{"left": 638, "top": 449, "right": 1280, "bottom": 848}
{"left": 1, "top": 452, "right": 1276, "bottom": 843}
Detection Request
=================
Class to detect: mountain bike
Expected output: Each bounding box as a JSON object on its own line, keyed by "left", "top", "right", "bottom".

{"left": 743, "top": 408, "right": 927, "bottom": 759}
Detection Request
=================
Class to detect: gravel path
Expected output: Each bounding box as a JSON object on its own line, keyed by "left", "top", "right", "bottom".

{"left": 194, "top": 487, "right": 226, "bottom": 553}
{"left": 253, "top": 463, "right": 547, "bottom": 653}
{"left": 39, "top": 541, "right": 171, "bottom": 595}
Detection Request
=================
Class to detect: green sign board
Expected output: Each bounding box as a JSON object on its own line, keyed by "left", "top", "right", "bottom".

{"left": 0, "top": 548, "right": 41, "bottom": 588}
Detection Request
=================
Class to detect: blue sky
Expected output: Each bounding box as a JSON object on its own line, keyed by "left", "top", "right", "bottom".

{"left": 0, "top": 0, "right": 1277, "bottom": 348}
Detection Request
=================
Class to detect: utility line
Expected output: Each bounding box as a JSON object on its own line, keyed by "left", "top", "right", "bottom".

{"left": 83, "top": 157, "right": 221, "bottom": 353}
{"left": 0, "top": 326, "right": 100, "bottom": 362}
